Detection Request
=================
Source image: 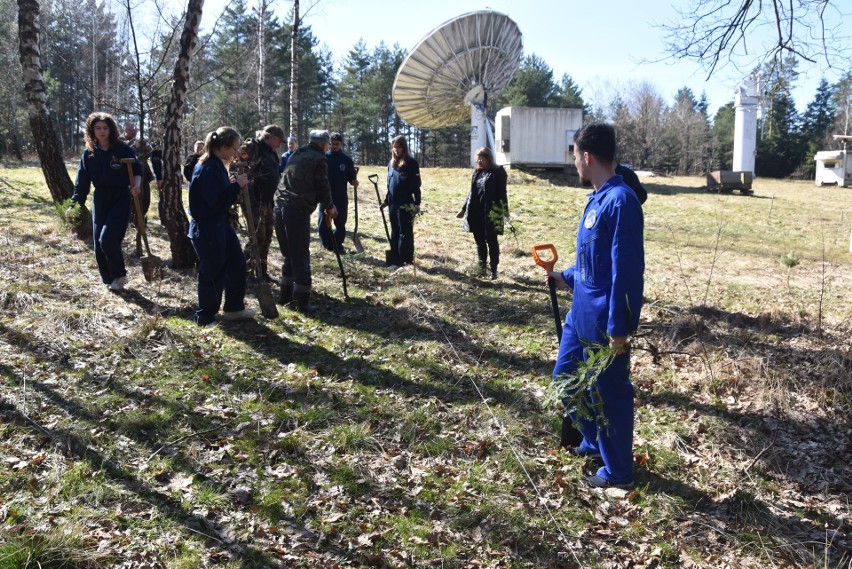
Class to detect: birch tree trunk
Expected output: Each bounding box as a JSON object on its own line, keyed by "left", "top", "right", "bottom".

{"left": 161, "top": 0, "right": 204, "bottom": 268}
{"left": 17, "top": 0, "right": 75, "bottom": 205}
{"left": 289, "top": 0, "right": 299, "bottom": 138}
{"left": 256, "top": 0, "right": 267, "bottom": 127}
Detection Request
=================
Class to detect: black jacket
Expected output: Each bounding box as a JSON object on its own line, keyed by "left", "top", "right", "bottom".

{"left": 460, "top": 166, "right": 509, "bottom": 235}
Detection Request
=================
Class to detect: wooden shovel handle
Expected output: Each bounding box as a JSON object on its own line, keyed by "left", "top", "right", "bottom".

{"left": 123, "top": 160, "right": 146, "bottom": 237}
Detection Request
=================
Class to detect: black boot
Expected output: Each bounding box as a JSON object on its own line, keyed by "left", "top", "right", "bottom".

{"left": 490, "top": 266, "right": 498, "bottom": 280}
{"left": 560, "top": 416, "right": 584, "bottom": 448}
{"left": 292, "top": 284, "right": 318, "bottom": 314}
{"left": 279, "top": 277, "right": 294, "bottom": 305}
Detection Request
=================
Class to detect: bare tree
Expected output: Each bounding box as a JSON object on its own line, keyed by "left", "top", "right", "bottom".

{"left": 17, "top": 0, "right": 76, "bottom": 205}
{"left": 662, "top": 0, "right": 850, "bottom": 79}
{"left": 161, "top": 0, "right": 204, "bottom": 268}
{"left": 289, "top": 0, "right": 299, "bottom": 137}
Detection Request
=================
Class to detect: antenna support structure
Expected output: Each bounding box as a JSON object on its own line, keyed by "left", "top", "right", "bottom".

{"left": 392, "top": 10, "right": 523, "bottom": 167}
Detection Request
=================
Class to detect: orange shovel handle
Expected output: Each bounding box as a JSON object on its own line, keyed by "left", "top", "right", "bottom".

{"left": 531, "top": 243, "right": 558, "bottom": 272}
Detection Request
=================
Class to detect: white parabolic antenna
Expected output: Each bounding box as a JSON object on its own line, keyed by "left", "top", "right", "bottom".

{"left": 392, "top": 10, "right": 523, "bottom": 166}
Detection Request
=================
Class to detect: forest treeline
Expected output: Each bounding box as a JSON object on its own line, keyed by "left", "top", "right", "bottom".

{"left": 1, "top": 0, "right": 851, "bottom": 177}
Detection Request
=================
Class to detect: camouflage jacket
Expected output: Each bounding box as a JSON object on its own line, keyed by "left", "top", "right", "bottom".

{"left": 275, "top": 143, "right": 333, "bottom": 213}
{"left": 241, "top": 138, "right": 281, "bottom": 205}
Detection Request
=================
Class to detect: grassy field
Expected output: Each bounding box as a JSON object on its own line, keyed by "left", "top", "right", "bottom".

{"left": 0, "top": 161, "right": 850, "bottom": 568}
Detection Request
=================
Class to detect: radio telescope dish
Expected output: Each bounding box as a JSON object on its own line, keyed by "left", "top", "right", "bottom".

{"left": 392, "top": 10, "right": 523, "bottom": 165}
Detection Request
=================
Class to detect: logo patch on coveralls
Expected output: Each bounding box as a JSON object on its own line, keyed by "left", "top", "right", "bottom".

{"left": 339, "top": 164, "right": 346, "bottom": 172}
{"left": 584, "top": 209, "right": 597, "bottom": 229}
{"left": 110, "top": 157, "right": 122, "bottom": 170}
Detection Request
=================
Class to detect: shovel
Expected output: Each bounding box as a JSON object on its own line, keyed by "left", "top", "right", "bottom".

{"left": 351, "top": 167, "right": 365, "bottom": 254}
{"left": 532, "top": 243, "right": 583, "bottom": 448}
{"left": 326, "top": 210, "right": 349, "bottom": 300}
{"left": 235, "top": 163, "right": 279, "bottom": 319}
{"left": 531, "top": 243, "right": 563, "bottom": 342}
{"left": 368, "top": 174, "right": 393, "bottom": 266}
{"left": 122, "top": 158, "right": 162, "bottom": 282}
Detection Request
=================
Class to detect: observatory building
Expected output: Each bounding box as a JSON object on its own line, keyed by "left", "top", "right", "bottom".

{"left": 494, "top": 107, "right": 583, "bottom": 169}
{"left": 814, "top": 135, "right": 852, "bottom": 187}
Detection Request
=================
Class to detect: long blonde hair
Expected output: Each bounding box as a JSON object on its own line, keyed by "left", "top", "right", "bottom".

{"left": 200, "top": 127, "right": 241, "bottom": 164}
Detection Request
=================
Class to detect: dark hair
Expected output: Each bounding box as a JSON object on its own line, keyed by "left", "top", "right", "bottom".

{"left": 200, "top": 127, "right": 241, "bottom": 163}
{"left": 574, "top": 123, "right": 616, "bottom": 165}
{"left": 391, "top": 135, "right": 410, "bottom": 169}
{"left": 330, "top": 132, "right": 343, "bottom": 143}
{"left": 84, "top": 112, "right": 120, "bottom": 152}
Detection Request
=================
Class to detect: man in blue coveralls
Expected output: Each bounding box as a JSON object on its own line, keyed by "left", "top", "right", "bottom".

{"left": 317, "top": 132, "right": 358, "bottom": 253}
{"left": 547, "top": 123, "right": 645, "bottom": 489}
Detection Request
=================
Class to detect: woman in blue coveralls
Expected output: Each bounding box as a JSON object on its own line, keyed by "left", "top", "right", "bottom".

{"left": 187, "top": 127, "right": 255, "bottom": 326}
{"left": 546, "top": 123, "right": 645, "bottom": 489}
{"left": 381, "top": 135, "right": 421, "bottom": 268}
{"left": 70, "top": 112, "right": 141, "bottom": 292}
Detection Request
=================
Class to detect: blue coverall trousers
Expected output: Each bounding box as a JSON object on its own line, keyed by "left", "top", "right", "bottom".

{"left": 190, "top": 221, "right": 247, "bottom": 325}
{"left": 317, "top": 192, "right": 348, "bottom": 252}
{"left": 388, "top": 204, "right": 414, "bottom": 265}
{"left": 92, "top": 196, "right": 131, "bottom": 284}
{"left": 552, "top": 310, "right": 635, "bottom": 484}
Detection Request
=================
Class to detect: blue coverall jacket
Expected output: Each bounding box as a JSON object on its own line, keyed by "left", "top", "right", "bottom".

{"left": 187, "top": 155, "right": 246, "bottom": 324}
{"left": 71, "top": 143, "right": 141, "bottom": 284}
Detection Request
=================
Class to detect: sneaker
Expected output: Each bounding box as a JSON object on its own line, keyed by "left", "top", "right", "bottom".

{"left": 221, "top": 309, "right": 256, "bottom": 321}
{"left": 387, "top": 264, "right": 400, "bottom": 271}
{"left": 585, "top": 474, "right": 634, "bottom": 489}
{"left": 108, "top": 276, "right": 128, "bottom": 291}
{"left": 198, "top": 320, "right": 218, "bottom": 328}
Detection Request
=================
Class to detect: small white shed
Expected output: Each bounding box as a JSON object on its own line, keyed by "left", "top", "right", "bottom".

{"left": 814, "top": 135, "right": 852, "bottom": 187}
{"left": 494, "top": 107, "right": 583, "bottom": 168}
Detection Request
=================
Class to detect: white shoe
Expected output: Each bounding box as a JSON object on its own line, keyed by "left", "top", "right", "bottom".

{"left": 221, "top": 309, "right": 256, "bottom": 321}
{"left": 388, "top": 264, "right": 400, "bottom": 271}
{"left": 108, "top": 276, "right": 128, "bottom": 291}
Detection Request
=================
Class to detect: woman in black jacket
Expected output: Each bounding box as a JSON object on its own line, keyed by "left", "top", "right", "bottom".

{"left": 457, "top": 147, "right": 508, "bottom": 279}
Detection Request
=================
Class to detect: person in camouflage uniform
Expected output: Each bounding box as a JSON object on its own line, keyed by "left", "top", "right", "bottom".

{"left": 273, "top": 130, "right": 337, "bottom": 312}
{"left": 240, "top": 125, "right": 284, "bottom": 282}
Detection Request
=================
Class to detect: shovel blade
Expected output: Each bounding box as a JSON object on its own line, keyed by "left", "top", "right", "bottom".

{"left": 351, "top": 233, "right": 365, "bottom": 254}
{"left": 140, "top": 255, "right": 163, "bottom": 282}
{"left": 255, "top": 282, "right": 279, "bottom": 319}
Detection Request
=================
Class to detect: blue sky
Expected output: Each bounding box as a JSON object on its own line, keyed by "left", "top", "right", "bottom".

{"left": 193, "top": 0, "right": 852, "bottom": 115}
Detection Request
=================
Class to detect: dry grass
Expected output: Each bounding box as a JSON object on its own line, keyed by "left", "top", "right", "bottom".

{"left": 0, "top": 163, "right": 850, "bottom": 567}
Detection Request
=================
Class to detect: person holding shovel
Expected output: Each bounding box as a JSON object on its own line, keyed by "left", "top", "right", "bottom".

{"left": 318, "top": 132, "right": 358, "bottom": 254}
{"left": 456, "top": 146, "right": 508, "bottom": 279}
{"left": 241, "top": 124, "right": 285, "bottom": 282}
{"left": 70, "top": 112, "right": 141, "bottom": 292}
{"left": 274, "top": 130, "right": 337, "bottom": 312}
{"left": 546, "top": 123, "right": 644, "bottom": 489}
{"left": 187, "top": 127, "right": 255, "bottom": 326}
{"left": 381, "top": 135, "right": 421, "bottom": 269}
